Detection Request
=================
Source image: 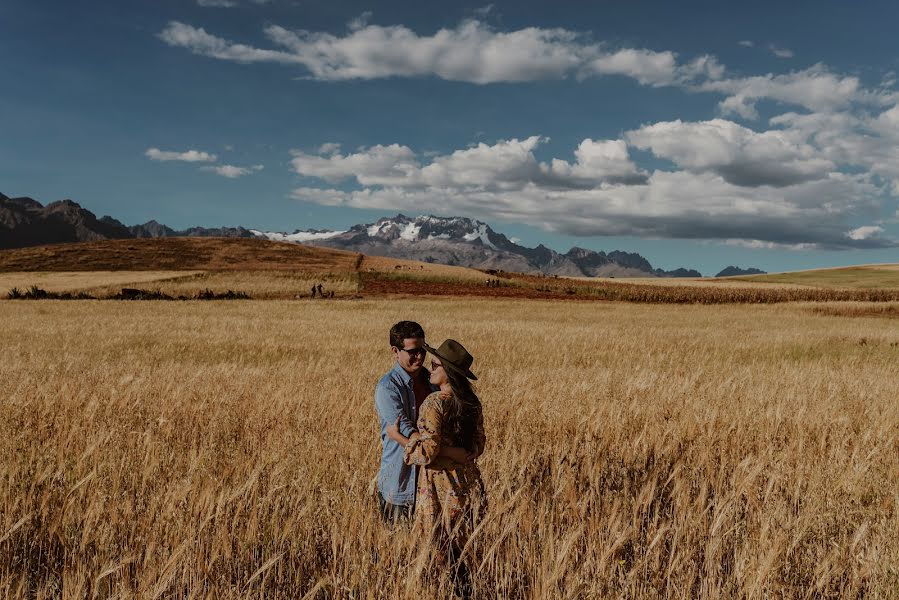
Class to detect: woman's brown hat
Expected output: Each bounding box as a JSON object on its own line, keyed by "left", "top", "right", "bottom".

{"left": 425, "top": 339, "right": 477, "bottom": 380}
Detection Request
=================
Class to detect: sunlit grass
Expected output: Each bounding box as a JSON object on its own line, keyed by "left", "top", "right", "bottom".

{"left": 1, "top": 298, "right": 897, "bottom": 598}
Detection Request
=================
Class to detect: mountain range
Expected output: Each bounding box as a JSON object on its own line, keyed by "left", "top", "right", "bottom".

{"left": 0, "top": 193, "right": 766, "bottom": 278}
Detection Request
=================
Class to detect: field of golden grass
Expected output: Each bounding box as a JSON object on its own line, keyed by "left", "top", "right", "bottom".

{"left": 731, "top": 264, "right": 899, "bottom": 289}
{"left": 0, "top": 271, "right": 203, "bottom": 297}
{"left": 2, "top": 295, "right": 897, "bottom": 599}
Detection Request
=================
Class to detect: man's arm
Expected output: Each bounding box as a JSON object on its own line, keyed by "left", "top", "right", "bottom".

{"left": 374, "top": 381, "right": 416, "bottom": 438}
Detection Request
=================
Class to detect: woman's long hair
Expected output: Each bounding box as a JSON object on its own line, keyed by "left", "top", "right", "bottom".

{"left": 443, "top": 367, "right": 481, "bottom": 452}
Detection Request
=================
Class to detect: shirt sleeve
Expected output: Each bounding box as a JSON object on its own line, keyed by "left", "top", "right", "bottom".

{"left": 374, "top": 379, "right": 416, "bottom": 438}
{"left": 403, "top": 396, "right": 443, "bottom": 466}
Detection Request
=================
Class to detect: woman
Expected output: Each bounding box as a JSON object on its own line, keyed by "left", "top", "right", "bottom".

{"left": 386, "top": 339, "right": 487, "bottom": 588}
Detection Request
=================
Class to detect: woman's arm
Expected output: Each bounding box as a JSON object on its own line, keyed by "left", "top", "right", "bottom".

{"left": 403, "top": 398, "right": 444, "bottom": 466}
{"left": 387, "top": 416, "right": 471, "bottom": 463}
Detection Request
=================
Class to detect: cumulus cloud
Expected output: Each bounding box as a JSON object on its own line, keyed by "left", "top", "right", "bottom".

{"left": 625, "top": 119, "right": 833, "bottom": 187}
{"left": 738, "top": 40, "right": 754, "bottom": 48}
{"left": 159, "top": 19, "right": 727, "bottom": 87}
{"left": 291, "top": 144, "right": 420, "bottom": 185}
{"left": 698, "top": 65, "right": 874, "bottom": 119}
{"left": 157, "top": 18, "right": 897, "bottom": 124}
{"left": 202, "top": 164, "right": 264, "bottom": 178}
{"left": 847, "top": 225, "right": 885, "bottom": 240}
{"left": 291, "top": 136, "right": 645, "bottom": 191}
{"left": 317, "top": 142, "right": 342, "bottom": 155}
{"left": 288, "top": 136, "right": 895, "bottom": 249}
{"left": 145, "top": 147, "right": 217, "bottom": 162}
{"left": 770, "top": 104, "right": 899, "bottom": 193}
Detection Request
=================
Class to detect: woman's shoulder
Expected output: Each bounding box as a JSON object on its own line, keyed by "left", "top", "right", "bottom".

{"left": 422, "top": 390, "right": 453, "bottom": 410}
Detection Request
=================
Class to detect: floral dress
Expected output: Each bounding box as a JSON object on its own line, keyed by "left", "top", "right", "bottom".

{"left": 403, "top": 391, "right": 487, "bottom": 566}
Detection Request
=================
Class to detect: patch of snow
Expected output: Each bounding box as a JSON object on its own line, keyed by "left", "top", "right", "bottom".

{"left": 367, "top": 223, "right": 385, "bottom": 237}
{"left": 462, "top": 223, "right": 496, "bottom": 249}
{"left": 400, "top": 221, "right": 422, "bottom": 241}
{"left": 251, "top": 229, "right": 344, "bottom": 243}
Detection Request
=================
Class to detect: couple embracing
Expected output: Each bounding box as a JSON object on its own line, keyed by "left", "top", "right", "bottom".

{"left": 374, "top": 321, "right": 487, "bottom": 586}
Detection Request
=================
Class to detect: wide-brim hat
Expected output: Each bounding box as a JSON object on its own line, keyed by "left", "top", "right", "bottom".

{"left": 425, "top": 339, "right": 477, "bottom": 380}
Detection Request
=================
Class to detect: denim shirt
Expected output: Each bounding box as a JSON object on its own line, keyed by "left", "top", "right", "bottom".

{"left": 375, "top": 362, "right": 430, "bottom": 506}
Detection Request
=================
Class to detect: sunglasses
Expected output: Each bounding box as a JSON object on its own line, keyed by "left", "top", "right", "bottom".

{"left": 428, "top": 361, "right": 444, "bottom": 372}
{"left": 398, "top": 346, "right": 426, "bottom": 358}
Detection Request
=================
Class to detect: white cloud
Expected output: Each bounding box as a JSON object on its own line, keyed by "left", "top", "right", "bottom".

{"left": 625, "top": 119, "right": 833, "bottom": 187}
{"left": 291, "top": 136, "right": 645, "bottom": 191}
{"left": 769, "top": 45, "right": 794, "bottom": 59}
{"left": 317, "top": 142, "right": 342, "bottom": 155}
{"left": 474, "top": 4, "right": 495, "bottom": 17}
{"left": 291, "top": 144, "right": 420, "bottom": 185}
{"left": 348, "top": 12, "right": 373, "bottom": 31}
{"left": 158, "top": 22, "right": 299, "bottom": 64}
{"left": 738, "top": 40, "right": 754, "bottom": 48}
{"left": 145, "top": 147, "right": 217, "bottom": 162}
{"left": 159, "top": 19, "right": 726, "bottom": 87}
{"left": 158, "top": 19, "right": 896, "bottom": 124}
{"left": 588, "top": 48, "right": 679, "bottom": 86}
{"left": 699, "top": 65, "right": 873, "bottom": 119}
{"left": 847, "top": 225, "right": 885, "bottom": 240}
{"left": 723, "top": 239, "right": 818, "bottom": 251}
{"left": 202, "top": 164, "right": 264, "bottom": 178}
{"left": 769, "top": 104, "right": 899, "bottom": 193}
{"left": 288, "top": 136, "right": 894, "bottom": 249}
{"left": 197, "top": 0, "right": 237, "bottom": 6}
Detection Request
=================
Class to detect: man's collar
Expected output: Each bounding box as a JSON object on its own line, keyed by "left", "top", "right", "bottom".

{"left": 391, "top": 361, "right": 415, "bottom": 385}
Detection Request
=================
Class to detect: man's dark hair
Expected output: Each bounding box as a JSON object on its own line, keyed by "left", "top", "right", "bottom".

{"left": 389, "top": 321, "right": 425, "bottom": 348}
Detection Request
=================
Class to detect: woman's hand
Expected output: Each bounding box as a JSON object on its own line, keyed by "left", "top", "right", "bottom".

{"left": 442, "top": 446, "right": 477, "bottom": 464}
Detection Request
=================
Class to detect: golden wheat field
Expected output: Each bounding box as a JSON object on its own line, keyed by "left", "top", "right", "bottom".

{"left": 2, "top": 296, "right": 898, "bottom": 599}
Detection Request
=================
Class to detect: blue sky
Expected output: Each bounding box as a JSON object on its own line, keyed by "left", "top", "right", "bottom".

{"left": 2, "top": 0, "right": 899, "bottom": 275}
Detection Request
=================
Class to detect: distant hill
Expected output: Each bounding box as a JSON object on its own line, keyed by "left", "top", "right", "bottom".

{"left": 0, "top": 237, "right": 362, "bottom": 272}
{"left": 1, "top": 193, "right": 702, "bottom": 277}
{"left": 716, "top": 266, "right": 767, "bottom": 277}
{"left": 728, "top": 265, "right": 899, "bottom": 289}
{"left": 0, "top": 193, "right": 255, "bottom": 250}
{"left": 0, "top": 193, "right": 132, "bottom": 249}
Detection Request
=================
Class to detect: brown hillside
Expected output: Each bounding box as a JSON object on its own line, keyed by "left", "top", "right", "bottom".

{"left": 0, "top": 237, "right": 362, "bottom": 272}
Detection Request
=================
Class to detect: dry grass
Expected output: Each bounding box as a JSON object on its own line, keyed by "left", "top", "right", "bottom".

{"left": 586, "top": 277, "right": 813, "bottom": 289}
{"left": 808, "top": 301, "right": 899, "bottom": 319}
{"left": 0, "top": 238, "right": 361, "bottom": 272}
{"left": 0, "top": 272, "right": 202, "bottom": 297}
{"left": 358, "top": 254, "right": 488, "bottom": 281}
{"left": 1, "top": 297, "right": 897, "bottom": 599}
{"left": 85, "top": 271, "right": 361, "bottom": 300}
{"left": 730, "top": 265, "right": 899, "bottom": 289}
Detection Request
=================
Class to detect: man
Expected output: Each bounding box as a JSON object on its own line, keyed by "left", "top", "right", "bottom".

{"left": 374, "top": 320, "right": 433, "bottom": 522}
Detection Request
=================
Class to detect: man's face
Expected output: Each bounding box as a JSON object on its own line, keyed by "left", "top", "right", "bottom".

{"left": 392, "top": 337, "right": 426, "bottom": 374}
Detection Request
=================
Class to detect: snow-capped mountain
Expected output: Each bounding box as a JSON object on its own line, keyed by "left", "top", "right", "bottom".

{"left": 252, "top": 214, "right": 702, "bottom": 278}
{"left": 0, "top": 193, "right": 706, "bottom": 277}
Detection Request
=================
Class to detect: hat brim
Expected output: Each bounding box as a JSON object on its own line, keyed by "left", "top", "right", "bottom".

{"left": 424, "top": 343, "right": 478, "bottom": 380}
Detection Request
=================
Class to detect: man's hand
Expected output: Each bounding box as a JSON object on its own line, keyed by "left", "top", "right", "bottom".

{"left": 386, "top": 416, "right": 403, "bottom": 443}
{"left": 386, "top": 416, "right": 416, "bottom": 446}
